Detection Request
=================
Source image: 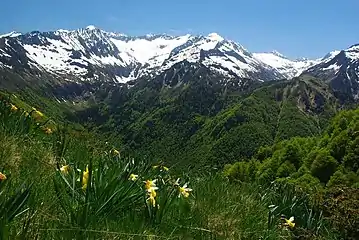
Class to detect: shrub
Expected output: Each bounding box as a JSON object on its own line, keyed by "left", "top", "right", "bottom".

{"left": 276, "top": 160, "right": 296, "bottom": 178}
{"left": 223, "top": 160, "right": 258, "bottom": 182}
{"left": 310, "top": 150, "right": 338, "bottom": 183}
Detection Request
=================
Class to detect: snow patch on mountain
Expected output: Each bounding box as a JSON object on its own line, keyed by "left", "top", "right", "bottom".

{"left": 110, "top": 34, "right": 191, "bottom": 64}
{"left": 0, "top": 31, "right": 22, "bottom": 38}
{"left": 253, "top": 52, "right": 321, "bottom": 79}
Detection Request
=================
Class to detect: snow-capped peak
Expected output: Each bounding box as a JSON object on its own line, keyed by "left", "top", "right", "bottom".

{"left": 271, "top": 50, "right": 287, "bottom": 59}
{"left": 0, "top": 31, "right": 22, "bottom": 38}
{"left": 207, "top": 32, "right": 224, "bottom": 42}
{"left": 85, "top": 25, "right": 98, "bottom": 31}
{"left": 0, "top": 26, "right": 330, "bottom": 85}
{"left": 323, "top": 50, "right": 340, "bottom": 61}
{"left": 253, "top": 51, "right": 321, "bottom": 79}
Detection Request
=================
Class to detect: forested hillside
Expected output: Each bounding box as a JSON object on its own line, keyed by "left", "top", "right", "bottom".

{"left": 71, "top": 74, "right": 339, "bottom": 169}
{"left": 224, "top": 107, "right": 359, "bottom": 239}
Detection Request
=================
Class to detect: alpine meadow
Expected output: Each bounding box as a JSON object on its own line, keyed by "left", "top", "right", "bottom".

{"left": 0, "top": 16, "right": 359, "bottom": 240}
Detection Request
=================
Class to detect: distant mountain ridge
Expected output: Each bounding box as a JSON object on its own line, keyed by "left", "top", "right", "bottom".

{"left": 0, "top": 26, "right": 319, "bottom": 82}
{"left": 303, "top": 44, "right": 359, "bottom": 100}
{"left": 0, "top": 26, "right": 358, "bottom": 99}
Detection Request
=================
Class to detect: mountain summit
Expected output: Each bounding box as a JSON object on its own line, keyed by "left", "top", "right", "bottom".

{"left": 0, "top": 26, "right": 318, "bottom": 84}
{"left": 0, "top": 26, "right": 357, "bottom": 99}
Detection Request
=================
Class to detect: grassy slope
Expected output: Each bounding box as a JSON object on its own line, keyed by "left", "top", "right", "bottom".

{"left": 0, "top": 92, "right": 338, "bottom": 239}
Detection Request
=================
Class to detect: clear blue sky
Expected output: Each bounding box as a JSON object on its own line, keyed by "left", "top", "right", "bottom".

{"left": 1, "top": 0, "right": 358, "bottom": 59}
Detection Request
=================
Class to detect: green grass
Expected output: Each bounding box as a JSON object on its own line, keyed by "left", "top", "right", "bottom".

{"left": 0, "top": 97, "right": 341, "bottom": 239}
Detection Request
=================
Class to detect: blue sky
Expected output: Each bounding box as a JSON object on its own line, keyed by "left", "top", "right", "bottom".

{"left": 1, "top": 0, "right": 358, "bottom": 59}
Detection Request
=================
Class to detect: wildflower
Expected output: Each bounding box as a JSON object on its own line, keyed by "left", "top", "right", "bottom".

{"left": 44, "top": 127, "right": 53, "bottom": 134}
{"left": 147, "top": 188, "right": 157, "bottom": 207}
{"left": 0, "top": 172, "right": 7, "bottom": 181}
{"left": 112, "top": 149, "right": 120, "bottom": 155}
{"left": 129, "top": 173, "right": 138, "bottom": 181}
{"left": 10, "top": 104, "right": 18, "bottom": 112}
{"left": 60, "top": 165, "right": 70, "bottom": 174}
{"left": 179, "top": 183, "right": 192, "bottom": 198}
{"left": 82, "top": 166, "right": 90, "bottom": 190}
{"left": 144, "top": 179, "right": 158, "bottom": 192}
{"left": 283, "top": 216, "right": 295, "bottom": 228}
{"left": 24, "top": 111, "right": 29, "bottom": 117}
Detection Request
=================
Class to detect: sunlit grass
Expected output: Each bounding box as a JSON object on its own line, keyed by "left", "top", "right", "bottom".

{"left": 0, "top": 95, "right": 341, "bottom": 239}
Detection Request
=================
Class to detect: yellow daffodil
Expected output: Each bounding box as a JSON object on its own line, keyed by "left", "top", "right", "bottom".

{"left": 60, "top": 165, "right": 70, "bottom": 174}
{"left": 144, "top": 179, "right": 158, "bottom": 191}
{"left": 112, "top": 149, "right": 120, "bottom": 155}
{"left": 0, "top": 172, "right": 7, "bottom": 181}
{"left": 44, "top": 127, "right": 53, "bottom": 134}
{"left": 179, "top": 183, "right": 192, "bottom": 198}
{"left": 10, "top": 104, "right": 18, "bottom": 112}
{"left": 147, "top": 188, "right": 157, "bottom": 207}
{"left": 82, "top": 166, "right": 90, "bottom": 190}
{"left": 284, "top": 216, "right": 295, "bottom": 228}
{"left": 147, "top": 193, "right": 156, "bottom": 207}
{"left": 129, "top": 173, "right": 138, "bottom": 181}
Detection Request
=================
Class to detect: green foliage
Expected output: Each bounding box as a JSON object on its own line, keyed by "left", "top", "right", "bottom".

{"left": 71, "top": 76, "right": 337, "bottom": 170}
{"left": 223, "top": 160, "right": 258, "bottom": 182}
{"left": 327, "top": 169, "right": 359, "bottom": 188}
{"left": 224, "top": 107, "right": 359, "bottom": 238}
{"left": 310, "top": 149, "right": 338, "bottom": 183}
{"left": 0, "top": 174, "right": 32, "bottom": 239}
{"left": 227, "top": 107, "right": 359, "bottom": 188}
{"left": 276, "top": 161, "right": 296, "bottom": 178}
{"left": 0, "top": 87, "right": 343, "bottom": 239}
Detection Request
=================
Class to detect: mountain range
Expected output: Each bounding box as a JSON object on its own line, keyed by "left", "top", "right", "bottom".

{"left": 0, "top": 25, "right": 358, "bottom": 99}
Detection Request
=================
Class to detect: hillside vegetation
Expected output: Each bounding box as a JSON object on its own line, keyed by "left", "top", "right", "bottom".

{"left": 0, "top": 89, "right": 349, "bottom": 239}
{"left": 71, "top": 75, "right": 338, "bottom": 170}
{"left": 224, "top": 107, "right": 359, "bottom": 239}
